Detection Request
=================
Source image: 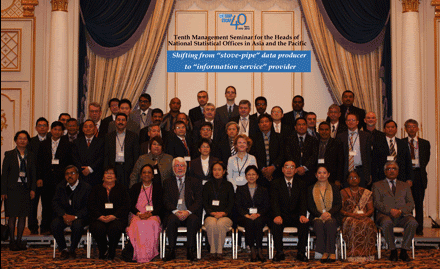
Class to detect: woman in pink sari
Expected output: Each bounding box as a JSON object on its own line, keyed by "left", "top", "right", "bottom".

{"left": 128, "top": 164, "right": 163, "bottom": 263}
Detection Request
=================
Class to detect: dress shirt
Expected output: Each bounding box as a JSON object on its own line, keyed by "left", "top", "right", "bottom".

{"left": 38, "top": 134, "right": 48, "bottom": 141}
{"left": 115, "top": 130, "right": 126, "bottom": 162}
{"left": 386, "top": 136, "right": 398, "bottom": 155}
{"left": 206, "top": 119, "right": 214, "bottom": 139}
{"left": 386, "top": 178, "right": 396, "bottom": 192}
{"left": 95, "top": 119, "right": 101, "bottom": 132}
{"left": 239, "top": 115, "right": 250, "bottom": 135}
{"left": 68, "top": 133, "right": 78, "bottom": 142}
{"left": 330, "top": 122, "right": 339, "bottom": 138}
{"left": 273, "top": 122, "right": 281, "bottom": 133}
{"left": 348, "top": 129, "right": 362, "bottom": 166}
{"left": 52, "top": 138, "right": 60, "bottom": 159}
{"left": 140, "top": 108, "right": 150, "bottom": 129}
{"left": 112, "top": 114, "right": 116, "bottom": 121}
{"left": 66, "top": 179, "right": 79, "bottom": 191}
{"left": 84, "top": 136, "right": 95, "bottom": 173}
{"left": 284, "top": 177, "right": 294, "bottom": 186}
{"left": 201, "top": 156, "right": 210, "bottom": 176}
{"left": 172, "top": 176, "right": 192, "bottom": 214}
{"left": 407, "top": 137, "right": 419, "bottom": 168}
{"left": 227, "top": 153, "right": 257, "bottom": 190}
{"left": 227, "top": 104, "right": 234, "bottom": 113}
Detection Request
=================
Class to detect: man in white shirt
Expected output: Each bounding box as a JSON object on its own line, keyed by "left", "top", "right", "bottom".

{"left": 231, "top": 100, "right": 258, "bottom": 137}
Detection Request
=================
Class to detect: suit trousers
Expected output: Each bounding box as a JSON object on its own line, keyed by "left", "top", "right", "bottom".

{"left": 313, "top": 218, "right": 338, "bottom": 254}
{"left": 237, "top": 215, "right": 266, "bottom": 248}
{"left": 28, "top": 186, "right": 43, "bottom": 230}
{"left": 272, "top": 217, "right": 308, "bottom": 253}
{"left": 165, "top": 213, "right": 200, "bottom": 249}
{"left": 115, "top": 163, "right": 129, "bottom": 189}
{"left": 376, "top": 214, "right": 418, "bottom": 250}
{"left": 41, "top": 183, "right": 56, "bottom": 231}
{"left": 89, "top": 219, "right": 126, "bottom": 256}
{"left": 411, "top": 169, "right": 425, "bottom": 231}
{"left": 204, "top": 216, "right": 233, "bottom": 253}
{"left": 51, "top": 217, "right": 86, "bottom": 252}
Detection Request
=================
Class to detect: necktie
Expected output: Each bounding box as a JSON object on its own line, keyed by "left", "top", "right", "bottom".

{"left": 389, "top": 139, "right": 397, "bottom": 157}
{"left": 331, "top": 125, "right": 336, "bottom": 138}
{"left": 230, "top": 140, "right": 236, "bottom": 156}
{"left": 228, "top": 106, "right": 232, "bottom": 118}
{"left": 182, "top": 139, "right": 189, "bottom": 155}
{"left": 410, "top": 139, "right": 416, "bottom": 161}
{"left": 345, "top": 107, "right": 349, "bottom": 118}
{"left": 287, "top": 182, "right": 292, "bottom": 196}
{"left": 349, "top": 133, "right": 355, "bottom": 172}
{"left": 264, "top": 134, "right": 270, "bottom": 167}
{"left": 87, "top": 138, "right": 91, "bottom": 147}
{"left": 275, "top": 124, "right": 280, "bottom": 133}
{"left": 318, "top": 141, "right": 326, "bottom": 159}
{"left": 391, "top": 180, "right": 396, "bottom": 195}
{"left": 299, "top": 136, "right": 304, "bottom": 166}
{"left": 95, "top": 124, "right": 99, "bottom": 137}
{"left": 295, "top": 112, "right": 300, "bottom": 119}
{"left": 240, "top": 118, "right": 248, "bottom": 134}
{"left": 17, "top": 150, "right": 27, "bottom": 183}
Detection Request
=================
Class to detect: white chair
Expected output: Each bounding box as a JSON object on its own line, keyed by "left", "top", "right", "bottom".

{"left": 307, "top": 226, "right": 343, "bottom": 260}
{"left": 377, "top": 227, "right": 415, "bottom": 259}
{"left": 268, "top": 227, "right": 310, "bottom": 260}
{"left": 233, "top": 226, "right": 271, "bottom": 260}
{"left": 53, "top": 226, "right": 90, "bottom": 259}
{"left": 160, "top": 227, "right": 200, "bottom": 259}
{"left": 86, "top": 232, "right": 126, "bottom": 259}
{"left": 197, "top": 225, "right": 234, "bottom": 259}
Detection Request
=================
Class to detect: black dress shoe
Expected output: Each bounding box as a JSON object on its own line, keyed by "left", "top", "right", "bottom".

{"left": 69, "top": 251, "right": 77, "bottom": 259}
{"left": 99, "top": 249, "right": 108, "bottom": 260}
{"left": 9, "top": 241, "right": 19, "bottom": 251}
{"left": 416, "top": 229, "right": 424, "bottom": 236}
{"left": 250, "top": 247, "right": 257, "bottom": 262}
{"left": 389, "top": 249, "right": 398, "bottom": 261}
{"left": 297, "top": 251, "right": 308, "bottom": 262}
{"left": 60, "top": 250, "right": 70, "bottom": 260}
{"left": 187, "top": 248, "right": 197, "bottom": 261}
{"left": 164, "top": 249, "right": 176, "bottom": 261}
{"left": 399, "top": 249, "right": 411, "bottom": 262}
{"left": 18, "top": 241, "right": 27, "bottom": 251}
{"left": 273, "top": 252, "right": 285, "bottom": 262}
{"left": 257, "top": 248, "right": 266, "bottom": 262}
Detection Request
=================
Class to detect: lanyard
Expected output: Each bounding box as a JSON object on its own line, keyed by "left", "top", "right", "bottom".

{"left": 142, "top": 184, "right": 152, "bottom": 206}
{"left": 319, "top": 187, "right": 328, "bottom": 211}
{"left": 116, "top": 134, "right": 125, "bottom": 151}
{"left": 241, "top": 119, "right": 249, "bottom": 131}
{"left": 236, "top": 154, "right": 249, "bottom": 176}
{"left": 408, "top": 139, "right": 419, "bottom": 150}
{"left": 178, "top": 179, "right": 185, "bottom": 196}
{"left": 349, "top": 133, "right": 359, "bottom": 150}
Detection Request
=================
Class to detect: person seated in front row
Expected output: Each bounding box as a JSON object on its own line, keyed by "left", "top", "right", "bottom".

{"left": 307, "top": 165, "right": 342, "bottom": 263}
{"left": 189, "top": 138, "right": 219, "bottom": 185}
{"left": 271, "top": 160, "right": 309, "bottom": 262}
{"left": 51, "top": 165, "right": 91, "bottom": 259}
{"left": 127, "top": 164, "right": 163, "bottom": 263}
{"left": 235, "top": 165, "right": 270, "bottom": 262}
{"left": 372, "top": 161, "right": 418, "bottom": 262}
{"left": 202, "top": 161, "right": 234, "bottom": 260}
{"left": 88, "top": 166, "right": 130, "bottom": 260}
{"left": 162, "top": 157, "right": 202, "bottom": 261}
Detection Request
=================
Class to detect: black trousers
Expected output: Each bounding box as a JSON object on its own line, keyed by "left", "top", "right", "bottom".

{"left": 28, "top": 186, "right": 43, "bottom": 230}
{"left": 411, "top": 169, "right": 425, "bottom": 231}
{"left": 165, "top": 213, "right": 200, "bottom": 249}
{"left": 272, "top": 216, "right": 308, "bottom": 253}
{"left": 115, "top": 163, "right": 129, "bottom": 189}
{"left": 237, "top": 215, "right": 266, "bottom": 248}
{"left": 41, "top": 184, "right": 56, "bottom": 231}
{"left": 51, "top": 217, "right": 87, "bottom": 252}
{"left": 89, "top": 219, "right": 126, "bottom": 256}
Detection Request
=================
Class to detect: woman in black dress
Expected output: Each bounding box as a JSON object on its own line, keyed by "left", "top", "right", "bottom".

{"left": 1, "top": 131, "right": 36, "bottom": 251}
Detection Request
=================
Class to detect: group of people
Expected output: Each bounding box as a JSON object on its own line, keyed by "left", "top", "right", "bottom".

{"left": 1, "top": 87, "right": 430, "bottom": 264}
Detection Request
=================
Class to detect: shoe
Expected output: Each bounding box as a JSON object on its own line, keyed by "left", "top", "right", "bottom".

{"left": 399, "top": 249, "right": 411, "bottom": 262}
{"left": 273, "top": 252, "right": 285, "bottom": 262}
{"left": 389, "top": 249, "right": 398, "bottom": 261}
{"left": 187, "top": 248, "right": 197, "bottom": 261}
{"left": 163, "top": 248, "right": 176, "bottom": 261}
{"left": 257, "top": 248, "right": 266, "bottom": 262}
{"left": 60, "top": 250, "right": 70, "bottom": 260}
{"left": 107, "top": 248, "right": 116, "bottom": 261}
{"left": 69, "top": 251, "right": 77, "bottom": 259}
{"left": 207, "top": 253, "right": 217, "bottom": 260}
{"left": 216, "top": 253, "right": 223, "bottom": 260}
{"left": 297, "top": 251, "right": 309, "bottom": 262}
{"left": 9, "top": 241, "right": 19, "bottom": 251}
{"left": 18, "top": 240, "right": 27, "bottom": 251}
{"left": 327, "top": 254, "right": 336, "bottom": 263}
{"left": 416, "top": 229, "right": 424, "bottom": 236}
{"left": 320, "top": 253, "right": 329, "bottom": 263}
{"left": 99, "top": 249, "right": 108, "bottom": 260}
{"left": 40, "top": 229, "right": 51, "bottom": 235}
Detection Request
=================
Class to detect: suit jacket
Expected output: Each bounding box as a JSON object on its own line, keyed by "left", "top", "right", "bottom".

{"left": 282, "top": 110, "right": 307, "bottom": 127}
{"left": 285, "top": 133, "right": 319, "bottom": 184}
{"left": 1, "top": 149, "right": 37, "bottom": 195}
{"left": 372, "top": 179, "right": 415, "bottom": 218}
{"left": 339, "top": 105, "right": 366, "bottom": 131}
{"left": 139, "top": 127, "right": 169, "bottom": 147}
{"left": 326, "top": 121, "right": 348, "bottom": 138}
{"left": 165, "top": 133, "right": 193, "bottom": 159}
{"left": 131, "top": 108, "right": 153, "bottom": 129}
{"left": 189, "top": 106, "right": 205, "bottom": 125}
{"left": 192, "top": 119, "right": 226, "bottom": 146}
{"left": 27, "top": 133, "right": 51, "bottom": 154}
{"left": 202, "top": 178, "right": 234, "bottom": 217}
{"left": 101, "top": 115, "right": 114, "bottom": 135}
{"left": 37, "top": 136, "right": 73, "bottom": 185}
{"left": 235, "top": 184, "right": 270, "bottom": 218}
{"left": 215, "top": 104, "right": 239, "bottom": 125}
{"left": 250, "top": 131, "right": 284, "bottom": 183}
{"left": 214, "top": 137, "right": 234, "bottom": 164}
{"left": 404, "top": 137, "right": 431, "bottom": 189}
{"left": 104, "top": 130, "right": 140, "bottom": 177}
{"left": 162, "top": 175, "right": 203, "bottom": 221}
{"left": 129, "top": 152, "right": 173, "bottom": 187}
{"left": 72, "top": 136, "right": 105, "bottom": 187}
{"left": 337, "top": 130, "right": 371, "bottom": 187}
{"left": 366, "top": 129, "right": 385, "bottom": 150}
{"left": 319, "top": 138, "right": 344, "bottom": 184}
{"left": 307, "top": 183, "right": 342, "bottom": 224}
{"left": 52, "top": 180, "right": 92, "bottom": 220}
{"left": 270, "top": 177, "right": 307, "bottom": 220}
{"left": 271, "top": 122, "right": 294, "bottom": 140}
{"left": 129, "top": 180, "right": 163, "bottom": 219}
{"left": 189, "top": 156, "right": 219, "bottom": 183}
{"left": 108, "top": 116, "right": 140, "bottom": 135}
{"left": 372, "top": 136, "right": 413, "bottom": 183}
{"left": 231, "top": 115, "right": 259, "bottom": 138}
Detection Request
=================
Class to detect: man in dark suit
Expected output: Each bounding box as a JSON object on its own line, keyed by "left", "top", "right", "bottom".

{"left": 108, "top": 99, "right": 140, "bottom": 134}
{"left": 104, "top": 113, "right": 140, "bottom": 189}
{"left": 192, "top": 103, "right": 225, "bottom": 146}
{"left": 373, "top": 161, "right": 418, "bottom": 262}
{"left": 190, "top": 122, "right": 216, "bottom": 159}
{"left": 250, "top": 96, "right": 267, "bottom": 121}
{"left": 37, "top": 121, "right": 73, "bottom": 234}
{"left": 231, "top": 99, "right": 259, "bottom": 138}
{"left": 404, "top": 119, "right": 431, "bottom": 235}
{"left": 249, "top": 114, "right": 284, "bottom": 189}
{"left": 51, "top": 165, "right": 92, "bottom": 259}
{"left": 271, "top": 106, "right": 293, "bottom": 139}
{"left": 282, "top": 95, "right": 308, "bottom": 128}
{"left": 285, "top": 117, "right": 318, "bottom": 186}
{"left": 364, "top": 111, "right": 385, "bottom": 148}
{"left": 27, "top": 117, "right": 51, "bottom": 234}
{"left": 139, "top": 108, "right": 169, "bottom": 145}
{"left": 271, "top": 160, "right": 309, "bottom": 262}
{"left": 131, "top": 93, "right": 153, "bottom": 130}
{"left": 100, "top": 98, "right": 119, "bottom": 135}
{"left": 139, "top": 123, "right": 164, "bottom": 155}
{"left": 337, "top": 113, "right": 371, "bottom": 188}
{"left": 189, "top": 90, "right": 208, "bottom": 124}
{"left": 305, "top": 112, "right": 320, "bottom": 140}
{"left": 215, "top": 86, "right": 239, "bottom": 125}
{"left": 214, "top": 122, "right": 239, "bottom": 164}
{"left": 86, "top": 102, "right": 109, "bottom": 139}
{"left": 326, "top": 104, "right": 347, "bottom": 139}
{"left": 317, "top": 122, "right": 344, "bottom": 187}
{"left": 165, "top": 121, "right": 193, "bottom": 161}
{"left": 163, "top": 158, "right": 202, "bottom": 261}
{"left": 338, "top": 90, "right": 366, "bottom": 130}
{"left": 161, "top": 97, "right": 181, "bottom": 132}
{"left": 372, "top": 120, "right": 413, "bottom": 184}
{"left": 65, "top": 118, "right": 79, "bottom": 143}
{"left": 58, "top": 113, "right": 71, "bottom": 135}
{"left": 72, "top": 120, "right": 105, "bottom": 187}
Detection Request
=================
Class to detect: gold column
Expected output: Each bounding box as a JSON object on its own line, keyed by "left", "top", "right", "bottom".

{"left": 22, "top": 0, "right": 39, "bottom": 17}
{"left": 402, "top": 0, "right": 420, "bottom": 13}
{"left": 51, "top": 0, "right": 68, "bottom": 12}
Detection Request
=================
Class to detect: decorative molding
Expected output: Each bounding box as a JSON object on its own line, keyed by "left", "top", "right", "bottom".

{"left": 433, "top": 0, "right": 440, "bottom": 17}
{"left": 432, "top": 0, "right": 440, "bottom": 219}
{"left": 1, "top": 0, "right": 23, "bottom": 18}
{"left": 1, "top": 29, "right": 21, "bottom": 71}
{"left": 1, "top": 109, "right": 8, "bottom": 146}
{"left": 401, "top": 0, "right": 420, "bottom": 13}
{"left": 51, "top": 0, "right": 68, "bottom": 12}
{"left": 22, "top": 0, "right": 38, "bottom": 17}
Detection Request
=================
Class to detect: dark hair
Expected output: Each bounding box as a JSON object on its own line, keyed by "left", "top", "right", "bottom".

{"left": 271, "top": 106, "right": 284, "bottom": 114}
{"left": 306, "top": 112, "right": 316, "bottom": 118}
{"left": 115, "top": 112, "right": 128, "bottom": 120}
{"left": 342, "top": 90, "right": 354, "bottom": 98}
{"left": 225, "top": 86, "right": 236, "bottom": 94}
{"left": 151, "top": 108, "right": 163, "bottom": 116}
{"left": 347, "top": 170, "right": 360, "bottom": 180}
{"left": 140, "top": 163, "right": 154, "bottom": 179}
{"left": 283, "top": 160, "right": 297, "bottom": 167}
{"left": 119, "top": 99, "right": 132, "bottom": 108}
{"left": 238, "top": 99, "right": 251, "bottom": 108}
{"left": 316, "top": 164, "right": 329, "bottom": 173}
{"left": 198, "top": 138, "right": 212, "bottom": 149}
{"left": 104, "top": 165, "right": 116, "bottom": 173}
{"left": 174, "top": 121, "right": 186, "bottom": 129}
{"left": 210, "top": 161, "right": 227, "bottom": 179}
{"left": 139, "top": 93, "right": 151, "bottom": 102}
{"left": 245, "top": 165, "right": 260, "bottom": 177}
{"left": 200, "top": 122, "right": 213, "bottom": 130}
{"left": 35, "top": 117, "right": 49, "bottom": 126}
{"left": 255, "top": 96, "right": 267, "bottom": 106}
{"left": 14, "top": 130, "right": 31, "bottom": 142}
{"left": 318, "top": 121, "right": 330, "bottom": 128}
{"left": 149, "top": 136, "right": 164, "bottom": 150}
{"left": 108, "top": 98, "right": 120, "bottom": 107}
{"left": 51, "top": 121, "right": 65, "bottom": 130}
{"left": 83, "top": 119, "right": 96, "bottom": 126}
{"left": 294, "top": 117, "right": 307, "bottom": 126}
{"left": 346, "top": 112, "right": 358, "bottom": 121}
{"left": 177, "top": 113, "right": 188, "bottom": 121}
{"left": 383, "top": 119, "right": 397, "bottom": 129}
{"left": 64, "top": 165, "right": 79, "bottom": 173}
{"left": 67, "top": 118, "right": 78, "bottom": 125}
{"left": 292, "top": 95, "right": 304, "bottom": 103}
{"left": 58, "top": 113, "right": 71, "bottom": 120}
{"left": 258, "top": 113, "right": 272, "bottom": 123}
{"left": 404, "top": 119, "right": 418, "bottom": 127}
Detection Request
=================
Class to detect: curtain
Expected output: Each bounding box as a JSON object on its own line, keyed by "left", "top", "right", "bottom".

{"left": 300, "top": 0, "right": 384, "bottom": 127}
{"left": 86, "top": 0, "right": 175, "bottom": 117}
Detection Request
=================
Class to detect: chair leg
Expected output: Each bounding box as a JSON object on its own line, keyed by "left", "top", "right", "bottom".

{"left": 307, "top": 231, "right": 310, "bottom": 259}
{"left": 412, "top": 238, "right": 415, "bottom": 259}
{"left": 53, "top": 238, "right": 57, "bottom": 259}
{"left": 233, "top": 230, "right": 237, "bottom": 259}
{"left": 196, "top": 230, "right": 201, "bottom": 260}
{"left": 86, "top": 230, "right": 91, "bottom": 259}
{"left": 377, "top": 231, "right": 381, "bottom": 259}
{"left": 231, "top": 228, "right": 235, "bottom": 259}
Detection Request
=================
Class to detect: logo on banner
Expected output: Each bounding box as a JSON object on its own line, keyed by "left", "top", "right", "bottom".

{"left": 219, "top": 13, "right": 250, "bottom": 30}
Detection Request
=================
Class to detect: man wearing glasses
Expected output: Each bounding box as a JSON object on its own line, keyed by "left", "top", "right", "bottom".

{"left": 132, "top": 93, "right": 153, "bottom": 129}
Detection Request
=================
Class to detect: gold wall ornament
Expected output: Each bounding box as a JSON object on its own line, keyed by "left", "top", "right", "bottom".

{"left": 51, "top": 0, "right": 68, "bottom": 12}
{"left": 433, "top": 0, "right": 440, "bottom": 18}
{"left": 402, "top": 0, "right": 420, "bottom": 13}
{"left": 22, "top": 0, "right": 38, "bottom": 17}
{"left": 1, "top": 109, "right": 8, "bottom": 146}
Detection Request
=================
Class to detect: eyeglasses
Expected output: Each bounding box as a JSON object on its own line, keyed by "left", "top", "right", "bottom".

{"left": 104, "top": 171, "right": 115, "bottom": 175}
{"left": 348, "top": 176, "right": 359, "bottom": 179}
{"left": 139, "top": 100, "right": 150, "bottom": 103}
{"left": 174, "top": 164, "right": 186, "bottom": 168}
{"left": 385, "top": 167, "right": 398, "bottom": 171}
{"left": 346, "top": 119, "right": 357, "bottom": 122}
{"left": 175, "top": 126, "right": 185, "bottom": 130}
{"left": 201, "top": 128, "right": 212, "bottom": 131}
{"left": 65, "top": 172, "right": 77, "bottom": 176}
{"left": 283, "top": 165, "right": 295, "bottom": 169}
{"left": 37, "top": 124, "right": 48, "bottom": 128}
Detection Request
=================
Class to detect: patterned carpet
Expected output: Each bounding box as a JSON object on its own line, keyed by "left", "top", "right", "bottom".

{"left": 1, "top": 245, "right": 439, "bottom": 268}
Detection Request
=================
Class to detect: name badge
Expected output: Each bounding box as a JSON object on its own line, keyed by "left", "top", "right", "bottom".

{"left": 52, "top": 159, "right": 60, "bottom": 165}
{"left": 318, "top": 159, "right": 325, "bottom": 164}
{"left": 69, "top": 199, "right": 72, "bottom": 205}
{"left": 356, "top": 210, "right": 364, "bottom": 214}
{"left": 184, "top": 156, "right": 191, "bottom": 162}
{"left": 387, "top": 156, "right": 395, "bottom": 161}
{"left": 145, "top": 206, "right": 154, "bottom": 211}
{"left": 249, "top": 208, "right": 258, "bottom": 214}
{"left": 212, "top": 200, "right": 220, "bottom": 206}
{"left": 117, "top": 152, "right": 124, "bottom": 157}
{"left": 178, "top": 199, "right": 183, "bottom": 205}
{"left": 154, "top": 169, "right": 158, "bottom": 175}
{"left": 105, "top": 203, "right": 113, "bottom": 209}
{"left": 412, "top": 159, "right": 419, "bottom": 165}
{"left": 19, "top": 172, "right": 26, "bottom": 177}
{"left": 349, "top": 151, "right": 357, "bottom": 156}
{"left": 236, "top": 176, "right": 245, "bottom": 182}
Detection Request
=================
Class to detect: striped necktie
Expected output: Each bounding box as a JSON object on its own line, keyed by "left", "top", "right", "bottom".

{"left": 264, "top": 134, "right": 270, "bottom": 167}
